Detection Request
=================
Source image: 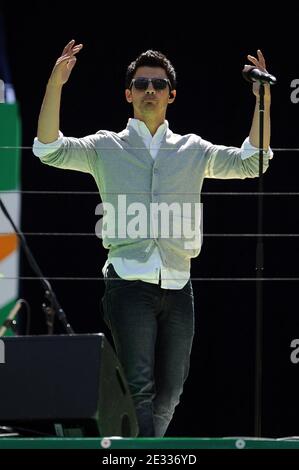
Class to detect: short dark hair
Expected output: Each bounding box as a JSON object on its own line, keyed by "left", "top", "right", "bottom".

{"left": 125, "top": 50, "right": 177, "bottom": 90}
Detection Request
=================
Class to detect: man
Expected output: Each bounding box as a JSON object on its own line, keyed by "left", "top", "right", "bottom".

{"left": 33, "top": 41, "right": 272, "bottom": 437}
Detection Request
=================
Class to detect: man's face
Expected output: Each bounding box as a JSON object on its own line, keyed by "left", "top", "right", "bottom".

{"left": 125, "top": 66, "right": 175, "bottom": 117}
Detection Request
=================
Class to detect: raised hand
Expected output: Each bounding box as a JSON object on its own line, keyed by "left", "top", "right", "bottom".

{"left": 48, "top": 40, "right": 83, "bottom": 87}
{"left": 245, "top": 49, "right": 271, "bottom": 100}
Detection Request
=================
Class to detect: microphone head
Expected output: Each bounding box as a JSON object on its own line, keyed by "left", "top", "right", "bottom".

{"left": 242, "top": 65, "right": 277, "bottom": 85}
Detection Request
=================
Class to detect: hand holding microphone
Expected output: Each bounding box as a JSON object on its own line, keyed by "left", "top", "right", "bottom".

{"left": 242, "top": 50, "right": 276, "bottom": 99}
{"left": 242, "top": 66, "right": 277, "bottom": 85}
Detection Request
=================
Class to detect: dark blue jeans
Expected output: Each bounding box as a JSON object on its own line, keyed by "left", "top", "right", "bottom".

{"left": 101, "top": 263, "right": 195, "bottom": 437}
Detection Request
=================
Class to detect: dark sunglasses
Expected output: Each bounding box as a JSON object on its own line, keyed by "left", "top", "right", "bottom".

{"left": 129, "top": 77, "right": 172, "bottom": 91}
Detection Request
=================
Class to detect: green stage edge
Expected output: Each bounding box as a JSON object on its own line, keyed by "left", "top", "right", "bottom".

{"left": 1, "top": 437, "right": 299, "bottom": 449}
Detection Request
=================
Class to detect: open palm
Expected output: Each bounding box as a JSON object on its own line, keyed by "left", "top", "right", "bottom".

{"left": 48, "top": 40, "right": 83, "bottom": 87}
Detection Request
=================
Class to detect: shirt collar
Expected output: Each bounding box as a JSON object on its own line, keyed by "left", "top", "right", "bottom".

{"left": 127, "top": 118, "right": 168, "bottom": 142}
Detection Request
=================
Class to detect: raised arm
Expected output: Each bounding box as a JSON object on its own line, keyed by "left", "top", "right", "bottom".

{"left": 247, "top": 49, "right": 271, "bottom": 150}
{"left": 37, "top": 40, "right": 83, "bottom": 143}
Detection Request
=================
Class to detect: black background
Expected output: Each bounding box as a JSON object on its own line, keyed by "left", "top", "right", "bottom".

{"left": 2, "top": 2, "right": 299, "bottom": 438}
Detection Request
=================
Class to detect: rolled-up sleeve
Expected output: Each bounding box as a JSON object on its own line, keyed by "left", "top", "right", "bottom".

{"left": 240, "top": 136, "right": 273, "bottom": 160}
{"left": 33, "top": 131, "right": 64, "bottom": 157}
{"left": 203, "top": 136, "right": 273, "bottom": 179}
{"left": 32, "top": 131, "right": 99, "bottom": 174}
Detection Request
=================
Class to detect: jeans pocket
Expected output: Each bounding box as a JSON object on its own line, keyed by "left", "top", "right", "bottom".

{"left": 106, "top": 264, "right": 139, "bottom": 292}
{"left": 181, "top": 279, "right": 194, "bottom": 297}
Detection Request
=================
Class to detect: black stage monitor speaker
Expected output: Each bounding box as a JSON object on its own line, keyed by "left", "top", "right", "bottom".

{"left": 0, "top": 334, "right": 138, "bottom": 437}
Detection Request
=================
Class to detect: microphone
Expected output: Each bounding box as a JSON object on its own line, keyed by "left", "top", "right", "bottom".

{"left": 0, "top": 301, "right": 21, "bottom": 337}
{"left": 242, "top": 66, "right": 277, "bottom": 85}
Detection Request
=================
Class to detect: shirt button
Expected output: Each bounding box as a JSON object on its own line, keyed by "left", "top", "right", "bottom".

{"left": 153, "top": 168, "right": 158, "bottom": 174}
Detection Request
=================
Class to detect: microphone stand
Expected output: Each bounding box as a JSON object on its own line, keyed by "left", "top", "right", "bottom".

{"left": 0, "top": 197, "right": 74, "bottom": 334}
{"left": 254, "top": 83, "right": 265, "bottom": 437}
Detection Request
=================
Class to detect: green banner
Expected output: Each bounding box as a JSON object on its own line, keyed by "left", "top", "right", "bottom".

{"left": 0, "top": 103, "right": 21, "bottom": 336}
